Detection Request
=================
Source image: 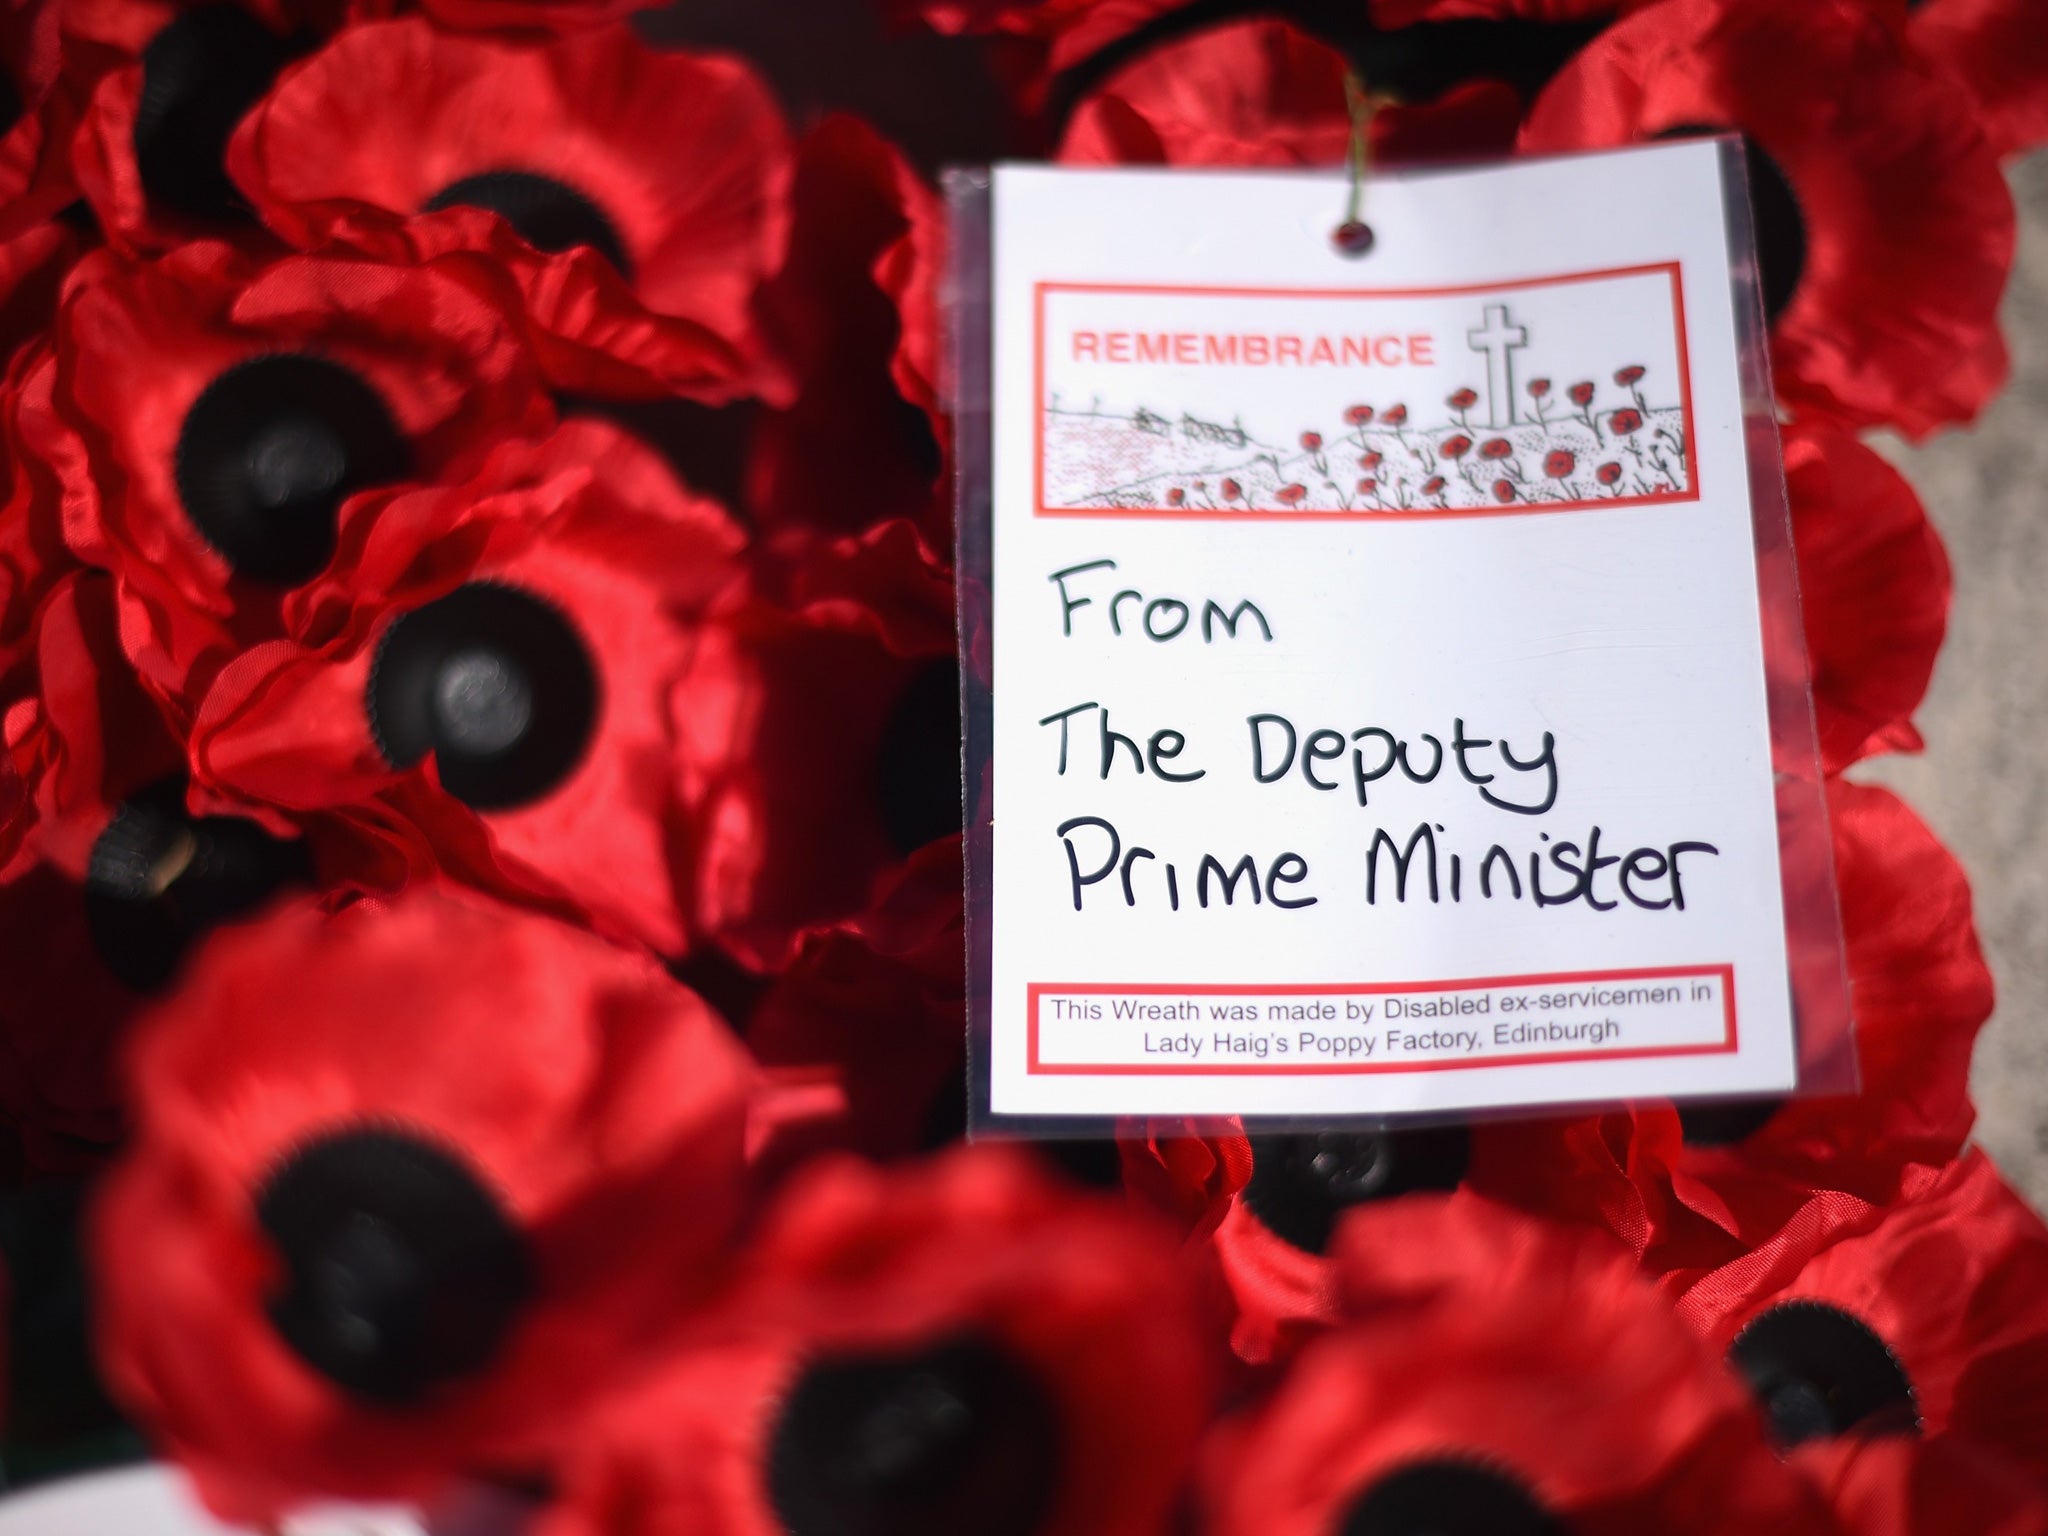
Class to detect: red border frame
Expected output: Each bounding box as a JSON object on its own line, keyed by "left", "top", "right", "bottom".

{"left": 1032, "top": 264, "right": 1699, "bottom": 522}
{"left": 1025, "top": 963, "right": 1735, "bottom": 1075}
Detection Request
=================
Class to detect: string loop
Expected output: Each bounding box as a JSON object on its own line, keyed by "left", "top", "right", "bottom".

{"left": 1334, "top": 72, "right": 1385, "bottom": 257}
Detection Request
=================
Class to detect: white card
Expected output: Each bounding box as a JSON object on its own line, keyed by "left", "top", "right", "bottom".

{"left": 978, "top": 141, "right": 1809, "bottom": 1120}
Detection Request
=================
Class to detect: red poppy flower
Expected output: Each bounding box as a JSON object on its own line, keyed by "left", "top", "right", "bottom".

{"left": 1447, "top": 387, "right": 1478, "bottom": 410}
{"left": 1358, "top": 449, "right": 1382, "bottom": 469}
{"left": 1275, "top": 483, "right": 1307, "bottom": 506}
{"left": 1204, "top": 1197, "right": 1834, "bottom": 1536}
{"left": 1491, "top": 478, "right": 1515, "bottom": 502}
{"left": 1165, "top": 486, "right": 1185, "bottom": 506}
{"left": 543, "top": 1148, "right": 1216, "bottom": 1536}
{"left": 745, "top": 116, "right": 946, "bottom": 545}
{"left": 1479, "top": 436, "right": 1512, "bottom": 458}
{"left": 1906, "top": 0, "right": 2048, "bottom": 159}
{"left": 1421, "top": 475, "right": 1445, "bottom": 496}
{"left": 92, "top": 885, "right": 756, "bottom": 1521}
{"left": 1478, "top": 780, "right": 1992, "bottom": 1273}
{"left": 1056, "top": 19, "right": 1523, "bottom": 171}
{"left": 685, "top": 516, "right": 957, "bottom": 967}
{"left": 1528, "top": 375, "right": 1551, "bottom": 397}
{"left": 1520, "top": 0, "right": 2014, "bottom": 438}
{"left": 1615, "top": 363, "right": 1646, "bottom": 385}
{"left": 187, "top": 418, "right": 746, "bottom": 955}
{"left": 1569, "top": 379, "right": 1596, "bottom": 405}
{"left": 1544, "top": 448, "right": 1575, "bottom": 477}
{"left": 1345, "top": 404, "right": 1374, "bottom": 426}
{"left": 1299, "top": 430, "right": 1321, "bottom": 450}
{"left": 1674, "top": 1152, "right": 2048, "bottom": 1471}
{"left": 1355, "top": 477, "right": 1377, "bottom": 496}
{"left": 229, "top": 20, "right": 791, "bottom": 401}
{"left": 1439, "top": 434, "right": 1472, "bottom": 459}
{"left": 1784, "top": 422, "right": 1948, "bottom": 772}
{"left": 65, "top": 0, "right": 345, "bottom": 255}
{"left": 1382, "top": 403, "right": 1408, "bottom": 425}
{"left": 1221, "top": 477, "right": 1241, "bottom": 500}
{"left": 1597, "top": 459, "right": 1623, "bottom": 484}
{"left": 47, "top": 241, "right": 550, "bottom": 730}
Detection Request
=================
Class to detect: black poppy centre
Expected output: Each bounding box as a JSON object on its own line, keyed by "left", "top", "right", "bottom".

{"left": 369, "top": 583, "right": 599, "bottom": 811}
{"left": 767, "top": 1334, "right": 1061, "bottom": 1536}
{"left": 135, "top": 5, "right": 307, "bottom": 222}
{"left": 1727, "top": 1300, "right": 1920, "bottom": 1447}
{"left": 84, "top": 778, "right": 310, "bottom": 993}
{"left": 256, "top": 1128, "right": 531, "bottom": 1405}
{"left": 1339, "top": 1459, "right": 1567, "bottom": 1536}
{"left": 176, "top": 354, "right": 408, "bottom": 587}
{"left": 424, "top": 170, "right": 633, "bottom": 279}
{"left": 1241, "top": 1126, "right": 1471, "bottom": 1254}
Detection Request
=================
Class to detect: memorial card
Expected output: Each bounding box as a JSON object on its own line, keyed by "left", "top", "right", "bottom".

{"left": 967, "top": 141, "right": 1847, "bottom": 1122}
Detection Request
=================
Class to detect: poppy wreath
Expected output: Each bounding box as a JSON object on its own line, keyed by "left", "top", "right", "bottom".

{"left": 0, "top": 0, "right": 2026, "bottom": 1528}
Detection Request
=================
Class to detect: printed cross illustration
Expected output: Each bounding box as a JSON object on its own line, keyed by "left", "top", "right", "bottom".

{"left": 1467, "top": 303, "right": 1528, "bottom": 429}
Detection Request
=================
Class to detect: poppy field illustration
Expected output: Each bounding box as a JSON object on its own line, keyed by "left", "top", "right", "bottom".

{"left": 1042, "top": 295, "right": 1694, "bottom": 516}
{"left": 1043, "top": 362, "right": 1690, "bottom": 514}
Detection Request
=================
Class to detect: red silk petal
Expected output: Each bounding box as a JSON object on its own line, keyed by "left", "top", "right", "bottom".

{"left": 1787, "top": 422, "right": 1949, "bottom": 772}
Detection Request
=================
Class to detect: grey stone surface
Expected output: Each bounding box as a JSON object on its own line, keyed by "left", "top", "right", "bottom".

{"left": 1864, "top": 152, "right": 2048, "bottom": 1211}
